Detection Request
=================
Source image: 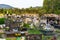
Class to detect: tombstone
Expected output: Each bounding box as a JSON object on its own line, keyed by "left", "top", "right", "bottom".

{"left": 26, "top": 34, "right": 42, "bottom": 40}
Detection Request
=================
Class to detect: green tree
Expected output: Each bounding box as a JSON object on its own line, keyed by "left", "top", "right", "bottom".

{"left": 43, "top": 0, "right": 60, "bottom": 14}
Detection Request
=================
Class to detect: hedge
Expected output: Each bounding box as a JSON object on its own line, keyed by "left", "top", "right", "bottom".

{"left": 0, "top": 18, "right": 5, "bottom": 24}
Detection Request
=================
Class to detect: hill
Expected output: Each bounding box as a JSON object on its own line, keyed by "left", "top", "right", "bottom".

{"left": 0, "top": 4, "right": 13, "bottom": 9}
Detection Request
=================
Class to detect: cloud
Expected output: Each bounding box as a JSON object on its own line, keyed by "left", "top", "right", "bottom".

{"left": 0, "top": 0, "right": 43, "bottom": 8}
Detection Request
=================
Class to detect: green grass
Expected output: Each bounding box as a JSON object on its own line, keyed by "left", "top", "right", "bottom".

{"left": 42, "top": 35, "right": 53, "bottom": 40}
{"left": 55, "top": 29, "right": 60, "bottom": 33}
{"left": 28, "top": 29, "right": 42, "bottom": 34}
{"left": 57, "top": 36, "right": 60, "bottom": 40}
{"left": 6, "top": 37, "right": 16, "bottom": 40}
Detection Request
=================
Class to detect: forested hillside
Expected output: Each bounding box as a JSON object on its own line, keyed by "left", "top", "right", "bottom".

{"left": 0, "top": 0, "right": 60, "bottom": 15}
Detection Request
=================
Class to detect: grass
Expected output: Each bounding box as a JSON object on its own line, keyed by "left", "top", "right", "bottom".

{"left": 55, "top": 28, "right": 60, "bottom": 33}
{"left": 28, "top": 29, "right": 42, "bottom": 34}
{"left": 57, "top": 36, "right": 60, "bottom": 40}
{"left": 6, "top": 37, "right": 16, "bottom": 40}
{"left": 6, "top": 37, "right": 26, "bottom": 40}
{"left": 42, "top": 35, "right": 54, "bottom": 40}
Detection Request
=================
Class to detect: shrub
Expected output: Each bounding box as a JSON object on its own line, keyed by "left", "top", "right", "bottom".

{"left": 0, "top": 18, "right": 5, "bottom": 24}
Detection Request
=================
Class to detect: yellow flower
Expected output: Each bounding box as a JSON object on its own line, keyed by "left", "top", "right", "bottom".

{"left": 15, "top": 33, "right": 21, "bottom": 36}
{"left": 15, "top": 33, "right": 18, "bottom": 36}
{"left": 18, "top": 34, "right": 21, "bottom": 36}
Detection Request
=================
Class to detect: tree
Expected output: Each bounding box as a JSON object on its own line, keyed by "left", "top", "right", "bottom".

{"left": 43, "top": 0, "right": 60, "bottom": 14}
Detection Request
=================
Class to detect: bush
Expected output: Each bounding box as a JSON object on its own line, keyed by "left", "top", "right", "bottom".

{"left": 0, "top": 18, "right": 5, "bottom": 24}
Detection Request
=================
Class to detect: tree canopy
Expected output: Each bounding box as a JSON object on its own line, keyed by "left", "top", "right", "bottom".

{"left": 43, "top": 0, "right": 60, "bottom": 14}
{"left": 0, "top": 0, "right": 60, "bottom": 15}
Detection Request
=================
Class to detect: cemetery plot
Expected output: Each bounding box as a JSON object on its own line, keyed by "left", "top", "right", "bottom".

{"left": 26, "top": 34, "right": 42, "bottom": 40}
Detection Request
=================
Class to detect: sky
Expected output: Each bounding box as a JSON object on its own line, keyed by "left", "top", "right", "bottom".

{"left": 0, "top": 0, "right": 44, "bottom": 8}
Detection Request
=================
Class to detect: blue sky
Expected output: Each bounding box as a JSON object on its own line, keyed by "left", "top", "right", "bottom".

{"left": 0, "top": 0, "right": 43, "bottom": 8}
